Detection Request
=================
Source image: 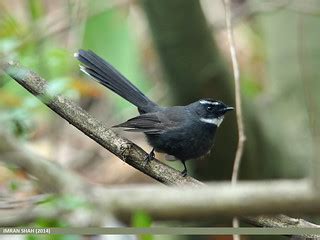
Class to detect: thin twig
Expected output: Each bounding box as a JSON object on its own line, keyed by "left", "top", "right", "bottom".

{"left": 223, "top": 0, "right": 246, "bottom": 186}
{"left": 0, "top": 194, "right": 50, "bottom": 210}
{"left": 223, "top": 0, "right": 246, "bottom": 239}
{"left": 210, "top": 0, "right": 290, "bottom": 30}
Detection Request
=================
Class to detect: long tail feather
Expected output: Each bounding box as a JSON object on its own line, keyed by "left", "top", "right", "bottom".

{"left": 75, "top": 49, "right": 158, "bottom": 113}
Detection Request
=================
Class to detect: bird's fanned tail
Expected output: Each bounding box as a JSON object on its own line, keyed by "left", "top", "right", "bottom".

{"left": 75, "top": 49, "right": 158, "bottom": 113}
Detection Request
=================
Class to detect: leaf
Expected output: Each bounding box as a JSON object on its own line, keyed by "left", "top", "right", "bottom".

{"left": 27, "top": 0, "right": 44, "bottom": 21}
{"left": 132, "top": 210, "right": 153, "bottom": 240}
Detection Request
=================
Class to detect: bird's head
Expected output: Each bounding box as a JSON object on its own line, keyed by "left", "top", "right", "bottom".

{"left": 192, "top": 98, "right": 234, "bottom": 127}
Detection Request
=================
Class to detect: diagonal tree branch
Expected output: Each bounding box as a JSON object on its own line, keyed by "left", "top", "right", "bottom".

{"left": 2, "top": 131, "right": 320, "bottom": 223}
{"left": 1, "top": 61, "right": 319, "bottom": 236}
{"left": 1, "top": 61, "right": 201, "bottom": 187}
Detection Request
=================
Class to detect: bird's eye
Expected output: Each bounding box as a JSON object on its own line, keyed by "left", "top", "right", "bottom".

{"left": 206, "top": 106, "right": 213, "bottom": 112}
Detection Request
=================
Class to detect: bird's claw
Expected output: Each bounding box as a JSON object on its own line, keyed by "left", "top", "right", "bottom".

{"left": 180, "top": 161, "right": 188, "bottom": 177}
{"left": 180, "top": 169, "right": 187, "bottom": 177}
{"left": 143, "top": 148, "right": 155, "bottom": 166}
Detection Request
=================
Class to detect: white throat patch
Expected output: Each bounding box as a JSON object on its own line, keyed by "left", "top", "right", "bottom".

{"left": 200, "top": 116, "right": 224, "bottom": 127}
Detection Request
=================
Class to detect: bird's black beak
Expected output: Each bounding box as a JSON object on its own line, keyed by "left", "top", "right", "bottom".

{"left": 220, "top": 106, "right": 234, "bottom": 114}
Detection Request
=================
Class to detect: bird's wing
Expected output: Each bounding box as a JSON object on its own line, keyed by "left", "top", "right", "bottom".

{"left": 113, "top": 112, "right": 176, "bottom": 134}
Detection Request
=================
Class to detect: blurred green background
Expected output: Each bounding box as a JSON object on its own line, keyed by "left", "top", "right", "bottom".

{"left": 0, "top": 0, "right": 320, "bottom": 239}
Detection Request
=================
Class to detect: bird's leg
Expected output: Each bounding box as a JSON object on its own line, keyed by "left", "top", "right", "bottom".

{"left": 144, "top": 148, "right": 155, "bottom": 165}
{"left": 181, "top": 160, "right": 188, "bottom": 177}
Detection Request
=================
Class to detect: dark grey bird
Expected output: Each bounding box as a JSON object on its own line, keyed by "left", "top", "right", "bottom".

{"left": 75, "top": 49, "right": 234, "bottom": 176}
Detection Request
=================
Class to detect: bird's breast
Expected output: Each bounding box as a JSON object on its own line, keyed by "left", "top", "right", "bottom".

{"left": 146, "top": 121, "right": 217, "bottom": 161}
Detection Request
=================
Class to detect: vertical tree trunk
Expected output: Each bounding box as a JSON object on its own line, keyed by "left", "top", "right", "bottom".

{"left": 140, "top": 0, "right": 238, "bottom": 180}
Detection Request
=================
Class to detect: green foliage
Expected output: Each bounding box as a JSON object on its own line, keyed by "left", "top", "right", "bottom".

{"left": 0, "top": 9, "right": 24, "bottom": 38}
{"left": 0, "top": 0, "right": 152, "bottom": 229}
{"left": 35, "top": 218, "right": 67, "bottom": 228}
{"left": 24, "top": 195, "right": 90, "bottom": 240}
{"left": 26, "top": 234, "right": 81, "bottom": 240}
{"left": 132, "top": 210, "right": 152, "bottom": 227}
{"left": 132, "top": 210, "right": 153, "bottom": 240}
{"left": 0, "top": 1, "right": 152, "bottom": 137}
{"left": 241, "top": 73, "right": 262, "bottom": 98}
{"left": 83, "top": 4, "right": 150, "bottom": 112}
{"left": 9, "top": 179, "right": 19, "bottom": 191}
{"left": 27, "top": 0, "right": 44, "bottom": 20}
{"left": 41, "top": 194, "right": 91, "bottom": 212}
{"left": 45, "top": 48, "right": 75, "bottom": 77}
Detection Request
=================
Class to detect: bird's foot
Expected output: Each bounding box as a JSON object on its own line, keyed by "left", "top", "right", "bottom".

{"left": 180, "top": 169, "right": 188, "bottom": 177}
{"left": 143, "top": 148, "right": 155, "bottom": 166}
{"left": 181, "top": 161, "right": 188, "bottom": 177}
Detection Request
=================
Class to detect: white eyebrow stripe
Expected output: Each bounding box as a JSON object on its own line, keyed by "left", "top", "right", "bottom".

{"left": 200, "top": 117, "right": 224, "bottom": 126}
{"left": 199, "top": 100, "right": 220, "bottom": 105}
